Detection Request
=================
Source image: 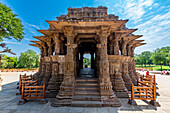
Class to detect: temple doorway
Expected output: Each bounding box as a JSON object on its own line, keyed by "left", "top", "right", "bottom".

{"left": 79, "top": 53, "right": 95, "bottom": 78}
{"left": 77, "top": 42, "right": 97, "bottom": 78}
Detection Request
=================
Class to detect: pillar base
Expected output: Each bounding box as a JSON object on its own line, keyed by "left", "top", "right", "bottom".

{"left": 115, "top": 91, "right": 129, "bottom": 98}
{"left": 45, "top": 90, "right": 58, "bottom": 98}
{"left": 51, "top": 99, "right": 72, "bottom": 107}
{"left": 101, "top": 96, "right": 121, "bottom": 107}
{"left": 150, "top": 100, "right": 161, "bottom": 107}
{"left": 128, "top": 99, "right": 137, "bottom": 105}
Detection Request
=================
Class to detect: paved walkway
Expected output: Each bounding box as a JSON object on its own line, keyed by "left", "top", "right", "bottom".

{"left": 0, "top": 71, "right": 170, "bottom": 113}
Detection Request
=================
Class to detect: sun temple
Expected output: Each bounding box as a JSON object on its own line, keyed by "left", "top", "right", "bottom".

{"left": 30, "top": 6, "right": 146, "bottom": 107}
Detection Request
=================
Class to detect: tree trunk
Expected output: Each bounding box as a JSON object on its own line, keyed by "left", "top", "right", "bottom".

{"left": 160, "top": 63, "right": 162, "bottom": 71}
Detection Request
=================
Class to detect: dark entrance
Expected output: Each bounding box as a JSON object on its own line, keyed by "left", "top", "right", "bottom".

{"left": 78, "top": 42, "right": 96, "bottom": 78}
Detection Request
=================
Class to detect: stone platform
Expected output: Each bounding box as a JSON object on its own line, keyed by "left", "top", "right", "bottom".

{"left": 0, "top": 71, "right": 169, "bottom": 112}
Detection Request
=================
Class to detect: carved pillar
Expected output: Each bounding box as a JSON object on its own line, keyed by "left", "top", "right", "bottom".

{"left": 131, "top": 46, "right": 139, "bottom": 80}
{"left": 38, "top": 63, "right": 46, "bottom": 84}
{"left": 96, "top": 44, "right": 101, "bottom": 76}
{"left": 52, "top": 26, "right": 77, "bottom": 107}
{"left": 98, "top": 26, "right": 120, "bottom": 106}
{"left": 127, "top": 45, "right": 132, "bottom": 56}
{"left": 113, "top": 39, "right": 119, "bottom": 55}
{"left": 109, "top": 56, "right": 129, "bottom": 98}
{"left": 60, "top": 41, "right": 64, "bottom": 55}
{"left": 131, "top": 47, "right": 135, "bottom": 57}
{"left": 109, "top": 35, "right": 114, "bottom": 55}
{"left": 42, "top": 57, "right": 52, "bottom": 88}
{"left": 42, "top": 42, "right": 48, "bottom": 56}
{"left": 128, "top": 58, "right": 137, "bottom": 85}
{"left": 46, "top": 56, "right": 61, "bottom": 97}
{"left": 53, "top": 33, "right": 61, "bottom": 55}
{"left": 122, "top": 57, "right": 132, "bottom": 91}
{"left": 33, "top": 47, "right": 44, "bottom": 80}
{"left": 46, "top": 38, "right": 53, "bottom": 56}
{"left": 91, "top": 52, "right": 94, "bottom": 69}
{"left": 122, "top": 42, "right": 128, "bottom": 56}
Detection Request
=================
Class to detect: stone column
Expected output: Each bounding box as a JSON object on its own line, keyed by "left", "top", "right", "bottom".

{"left": 47, "top": 56, "right": 59, "bottom": 98}
{"left": 33, "top": 47, "right": 44, "bottom": 81}
{"left": 109, "top": 56, "right": 129, "bottom": 98}
{"left": 53, "top": 33, "right": 61, "bottom": 55}
{"left": 128, "top": 58, "right": 137, "bottom": 85}
{"left": 48, "top": 44, "right": 53, "bottom": 56}
{"left": 38, "top": 63, "right": 46, "bottom": 84}
{"left": 98, "top": 26, "right": 120, "bottom": 106}
{"left": 60, "top": 41, "right": 64, "bottom": 55}
{"left": 91, "top": 52, "right": 94, "bottom": 69}
{"left": 122, "top": 57, "right": 132, "bottom": 91}
{"left": 42, "top": 57, "right": 52, "bottom": 88}
{"left": 52, "top": 26, "right": 77, "bottom": 107}
{"left": 113, "top": 39, "right": 119, "bottom": 55}
{"left": 127, "top": 45, "right": 132, "bottom": 56}
{"left": 109, "top": 36, "right": 114, "bottom": 55}
{"left": 38, "top": 42, "right": 47, "bottom": 84}
{"left": 122, "top": 42, "right": 128, "bottom": 56}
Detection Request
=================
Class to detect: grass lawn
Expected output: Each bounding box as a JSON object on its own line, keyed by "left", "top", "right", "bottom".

{"left": 136, "top": 64, "right": 170, "bottom": 71}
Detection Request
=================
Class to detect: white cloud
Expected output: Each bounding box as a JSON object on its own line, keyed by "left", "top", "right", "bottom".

{"left": 94, "top": 0, "right": 170, "bottom": 54}
{"left": 25, "top": 23, "right": 40, "bottom": 29}
{"left": 3, "top": 41, "right": 25, "bottom": 45}
{"left": 24, "top": 38, "right": 31, "bottom": 41}
{"left": 122, "top": 0, "right": 154, "bottom": 23}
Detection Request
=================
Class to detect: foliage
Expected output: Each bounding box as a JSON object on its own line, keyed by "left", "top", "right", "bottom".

{"left": 0, "top": 50, "right": 40, "bottom": 68}
{"left": 83, "top": 58, "right": 91, "bottom": 67}
{"left": 0, "top": 3, "right": 24, "bottom": 42}
{"left": 17, "top": 50, "right": 40, "bottom": 68}
{"left": 135, "top": 46, "right": 170, "bottom": 69}
{"left": 1, "top": 54, "right": 18, "bottom": 68}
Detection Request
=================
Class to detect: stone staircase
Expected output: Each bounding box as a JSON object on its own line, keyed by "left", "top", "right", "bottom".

{"left": 72, "top": 78, "right": 102, "bottom": 107}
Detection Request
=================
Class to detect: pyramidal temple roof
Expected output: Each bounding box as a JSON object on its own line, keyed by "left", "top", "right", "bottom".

{"left": 57, "top": 6, "right": 119, "bottom": 21}
{"left": 30, "top": 6, "right": 146, "bottom": 49}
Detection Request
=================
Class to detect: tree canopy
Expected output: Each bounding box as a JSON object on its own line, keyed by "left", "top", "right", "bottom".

{"left": 135, "top": 46, "right": 170, "bottom": 67}
{"left": 0, "top": 3, "right": 24, "bottom": 41}
{"left": 0, "top": 49, "right": 40, "bottom": 68}
{"left": 17, "top": 50, "right": 40, "bottom": 68}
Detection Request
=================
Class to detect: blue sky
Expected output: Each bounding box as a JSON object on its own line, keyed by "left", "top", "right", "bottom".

{"left": 0, "top": 0, "right": 170, "bottom": 57}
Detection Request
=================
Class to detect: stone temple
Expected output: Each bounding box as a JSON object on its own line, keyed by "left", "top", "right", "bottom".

{"left": 30, "top": 6, "right": 146, "bottom": 107}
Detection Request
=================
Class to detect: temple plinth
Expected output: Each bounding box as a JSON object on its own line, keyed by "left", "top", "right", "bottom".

{"left": 30, "top": 6, "right": 145, "bottom": 107}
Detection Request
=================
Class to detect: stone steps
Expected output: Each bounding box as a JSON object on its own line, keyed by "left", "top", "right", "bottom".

{"left": 75, "top": 82, "right": 98, "bottom": 87}
{"left": 74, "top": 90, "right": 100, "bottom": 96}
{"left": 76, "top": 78, "right": 98, "bottom": 82}
{"left": 72, "top": 78, "right": 102, "bottom": 106}
{"left": 75, "top": 86, "right": 98, "bottom": 91}
{"left": 73, "top": 95, "right": 101, "bottom": 101}
{"left": 71, "top": 101, "right": 102, "bottom": 107}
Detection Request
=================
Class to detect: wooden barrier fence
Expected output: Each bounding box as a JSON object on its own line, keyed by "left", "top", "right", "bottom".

{"left": 21, "top": 83, "right": 45, "bottom": 100}
{"left": 19, "top": 74, "right": 35, "bottom": 92}
{"left": 129, "top": 74, "right": 160, "bottom": 106}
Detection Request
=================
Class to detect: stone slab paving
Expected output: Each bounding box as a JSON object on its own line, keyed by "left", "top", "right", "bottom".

{"left": 0, "top": 71, "right": 170, "bottom": 113}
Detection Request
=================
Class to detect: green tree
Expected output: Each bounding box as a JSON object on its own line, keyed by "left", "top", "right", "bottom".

{"left": 141, "top": 51, "right": 152, "bottom": 66}
{"left": 167, "top": 51, "right": 170, "bottom": 67}
{"left": 151, "top": 49, "right": 166, "bottom": 71}
{"left": 134, "top": 54, "right": 142, "bottom": 66}
{"left": 17, "top": 50, "right": 40, "bottom": 68}
{"left": 1, "top": 54, "right": 18, "bottom": 68}
{"left": 0, "top": 3, "right": 24, "bottom": 41}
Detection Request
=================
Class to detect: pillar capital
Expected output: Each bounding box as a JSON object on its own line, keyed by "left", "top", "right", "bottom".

{"left": 97, "top": 26, "right": 110, "bottom": 38}
{"left": 64, "top": 26, "right": 77, "bottom": 39}
{"left": 53, "top": 33, "right": 61, "bottom": 43}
